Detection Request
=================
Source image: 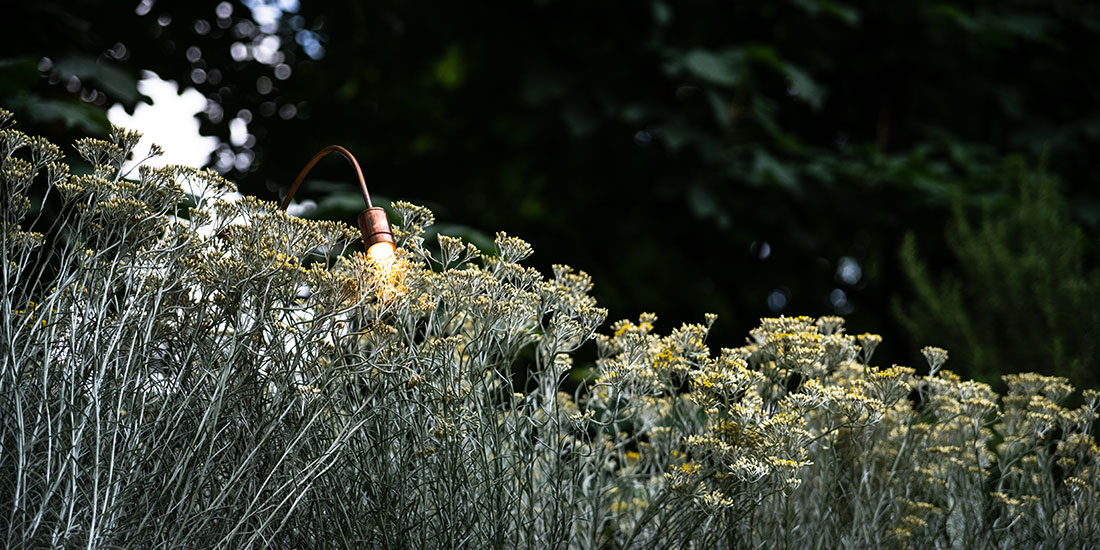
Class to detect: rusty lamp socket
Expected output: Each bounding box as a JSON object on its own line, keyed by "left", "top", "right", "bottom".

{"left": 358, "top": 206, "right": 395, "bottom": 250}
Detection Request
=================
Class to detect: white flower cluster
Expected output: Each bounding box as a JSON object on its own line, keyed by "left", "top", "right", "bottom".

{"left": 2, "top": 114, "right": 1097, "bottom": 549}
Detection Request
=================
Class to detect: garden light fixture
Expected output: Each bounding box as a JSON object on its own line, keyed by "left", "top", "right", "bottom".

{"left": 281, "top": 145, "right": 396, "bottom": 263}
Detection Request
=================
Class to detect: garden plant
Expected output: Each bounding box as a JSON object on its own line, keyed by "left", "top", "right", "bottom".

{"left": 2, "top": 112, "right": 1099, "bottom": 548}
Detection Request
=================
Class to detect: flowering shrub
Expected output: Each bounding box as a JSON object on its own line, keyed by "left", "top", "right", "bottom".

{"left": 2, "top": 112, "right": 1098, "bottom": 548}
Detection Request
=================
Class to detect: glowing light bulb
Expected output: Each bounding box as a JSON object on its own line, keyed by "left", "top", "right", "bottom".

{"left": 368, "top": 241, "right": 396, "bottom": 264}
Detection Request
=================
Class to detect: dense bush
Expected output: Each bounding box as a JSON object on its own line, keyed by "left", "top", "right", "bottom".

{"left": 898, "top": 167, "right": 1100, "bottom": 389}
{"left": 3, "top": 115, "right": 1098, "bottom": 548}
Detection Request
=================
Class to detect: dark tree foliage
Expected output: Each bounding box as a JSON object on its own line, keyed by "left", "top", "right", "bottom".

{"left": 3, "top": 0, "right": 1099, "bottom": 386}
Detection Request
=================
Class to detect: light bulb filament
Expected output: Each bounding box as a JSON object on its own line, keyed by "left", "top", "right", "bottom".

{"left": 368, "top": 241, "right": 396, "bottom": 264}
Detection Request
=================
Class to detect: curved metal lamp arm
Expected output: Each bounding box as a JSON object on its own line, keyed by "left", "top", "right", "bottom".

{"left": 280, "top": 145, "right": 372, "bottom": 211}
{"left": 282, "top": 145, "right": 396, "bottom": 260}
